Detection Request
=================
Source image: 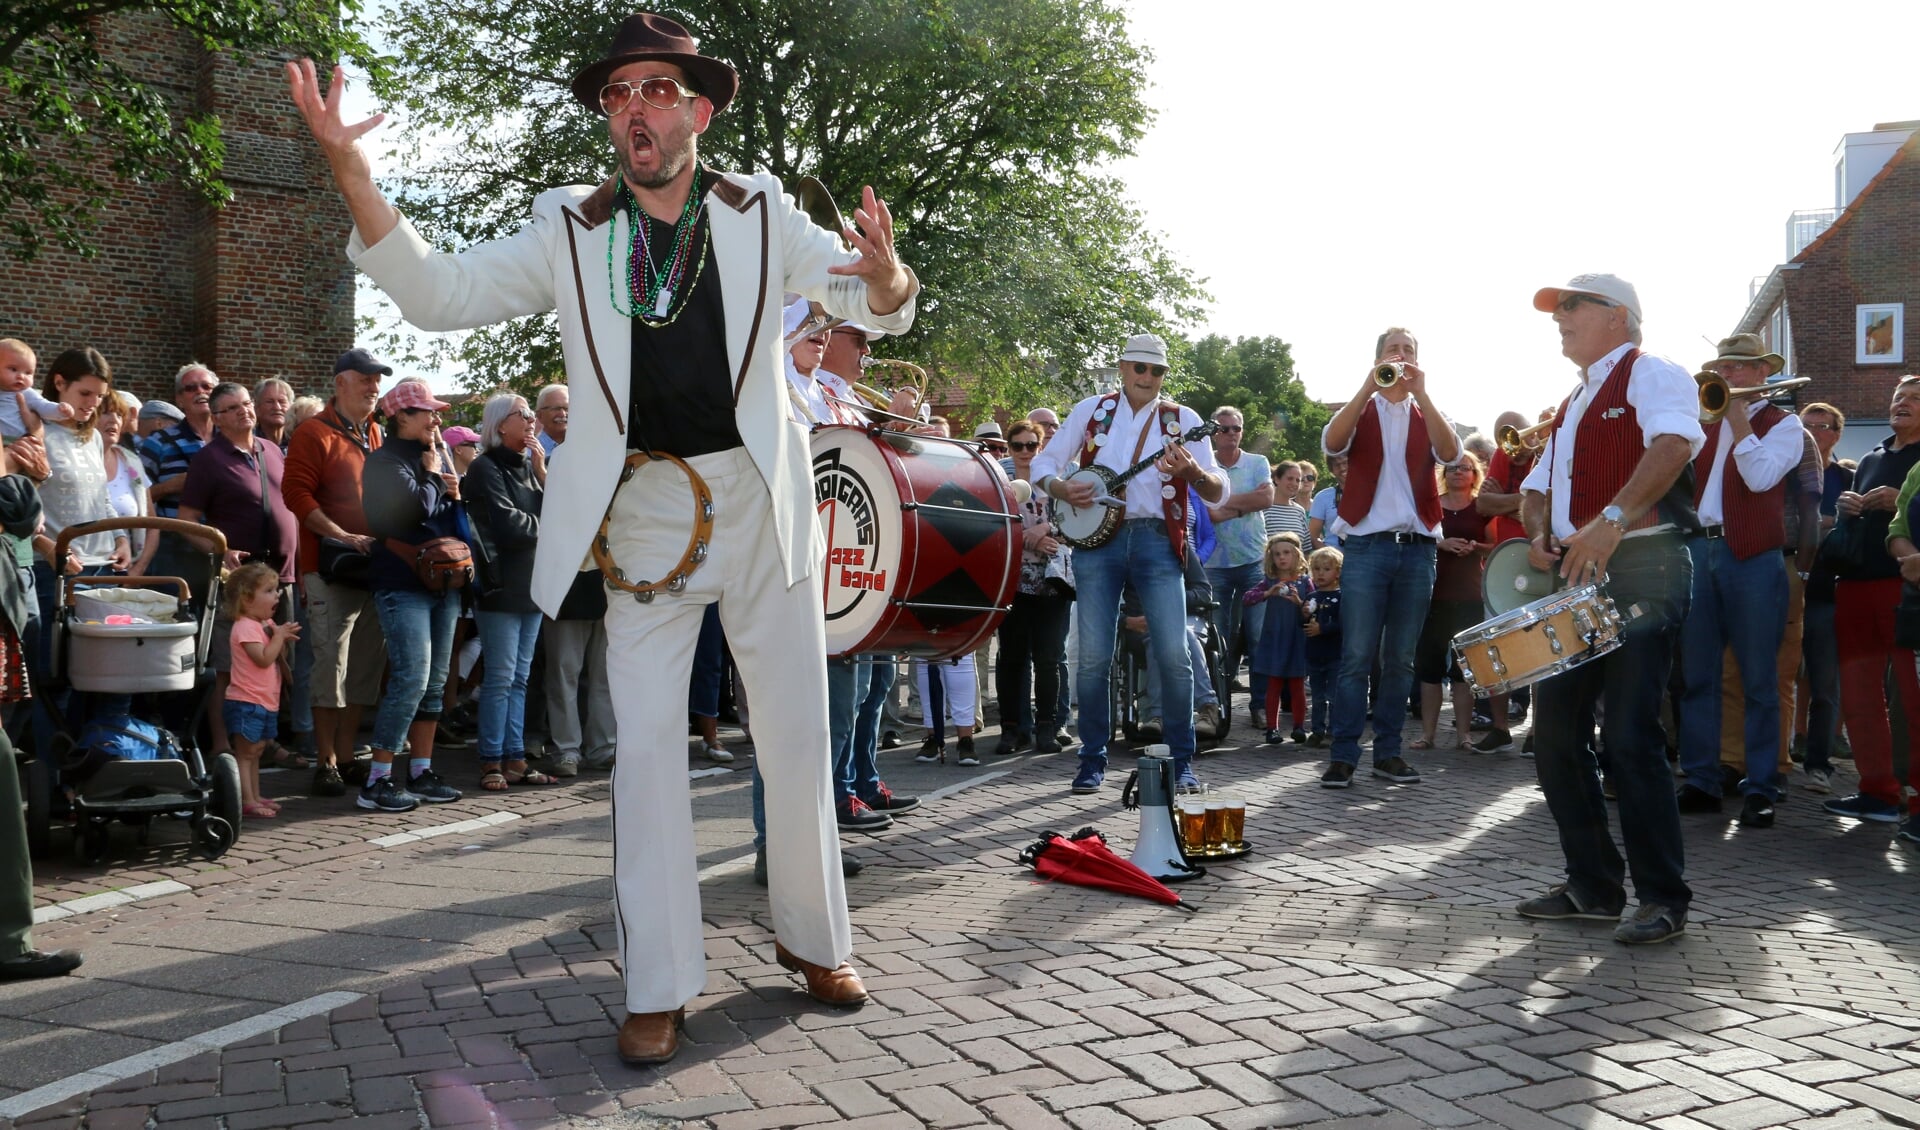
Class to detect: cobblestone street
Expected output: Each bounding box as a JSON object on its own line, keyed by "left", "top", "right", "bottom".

{"left": 4, "top": 716, "right": 1919, "bottom": 1128}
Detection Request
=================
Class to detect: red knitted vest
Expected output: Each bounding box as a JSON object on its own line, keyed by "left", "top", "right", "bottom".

{"left": 1337, "top": 398, "right": 1443, "bottom": 530}
{"left": 1078, "top": 394, "right": 1190, "bottom": 563}
{"left": 1692, "top": 404, "right": 1789, "bottom": 560}
{"left": 1554, "top": 349, "right": 1656, "bottom": 530}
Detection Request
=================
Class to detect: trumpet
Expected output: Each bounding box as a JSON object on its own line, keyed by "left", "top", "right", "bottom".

{"left": 1696, "top": 373, "right": 1812, "bottom": 423}
{"left": 1496, "top": 417, "right": 1556, "bottom": 459}
{"left": 851, "top": 357, "right": 928, "bottom": 419}
{"left": 1374, "top": 362, "right": 1405, "bottom": 388}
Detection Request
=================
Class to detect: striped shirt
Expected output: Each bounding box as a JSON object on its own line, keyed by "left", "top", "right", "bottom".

{"left": 1264, "top": 501, "right": 1311, "bottom": 545}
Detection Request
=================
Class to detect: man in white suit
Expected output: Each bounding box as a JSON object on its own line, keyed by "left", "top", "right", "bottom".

{"left": 287, "top": 12, "right": 918, "bottom": 1065}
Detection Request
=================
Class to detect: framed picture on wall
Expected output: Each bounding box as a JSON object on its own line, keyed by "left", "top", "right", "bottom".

{"left": 1857, "top": 303, "right": 1904, "bottom": 365}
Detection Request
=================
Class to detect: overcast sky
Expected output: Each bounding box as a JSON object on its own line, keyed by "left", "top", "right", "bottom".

{"left": 1110, "top": 0, "right": 1918, "bottom": 432}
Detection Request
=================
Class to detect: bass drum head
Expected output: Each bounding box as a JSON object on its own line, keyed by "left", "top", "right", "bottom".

{"left": 812, "top": 427, "right": 906, "bottom": 657}
{"left": 1483, "top": 537, "right": 1556, "bottom": 616}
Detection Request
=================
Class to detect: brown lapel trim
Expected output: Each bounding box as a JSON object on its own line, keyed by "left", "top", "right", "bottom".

{"left": 561, "top": 205, "right": 624, "bottom": 435}
{"left": 701, "top": 168, "right": 768, "bottom": 405}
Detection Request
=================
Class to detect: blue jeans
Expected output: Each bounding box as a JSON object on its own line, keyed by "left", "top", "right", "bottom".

{"left": 369, "top": 587, "right": 458, "bottom": 754}
{"left": 1144, "top": 620, "right": 1218, "bottom": 717}
{"left": 1801, "top": 595, "right": 1840, "bottom": 772}
{"left": 1207, "top": 561, "right": 1265, "bottom": 710}
{"left": 1678, "top": 538, "right": 1787, "bottom": 799}
{"left": 1308, "top": 656, "right": 1338, "bottom": 733}
{"left": 1329, "top": 534, "right": 1436, "bottom": 766}
{"left": 289, "top": 590, "right": 314, "bottom": 737}
{"left": 689, "top": 604, "right": 724, "bottom": 717}
{"left": 1074, "top": 519, "right": 1196, "bottom": 771}
{"left": 475, "top": 609, "right": 542, "bottom": 760}
{"left": 1533, "top": 535, "right": 1692, "bottom": 910}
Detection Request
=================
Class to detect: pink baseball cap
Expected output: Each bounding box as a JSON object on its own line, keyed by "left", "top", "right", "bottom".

{"left": 378, "top": 379, "right": 451, "bottom": 417}
{"left": 441, "top": 425, "right": 482, "bottom": 447}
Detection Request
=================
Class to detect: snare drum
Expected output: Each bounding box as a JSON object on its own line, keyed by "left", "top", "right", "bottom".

{"left": 1451, "top": 583, "right": 1625, "bottom": 696}
{"left": 811, "top": 425, "right": 1021, "bottom": 659}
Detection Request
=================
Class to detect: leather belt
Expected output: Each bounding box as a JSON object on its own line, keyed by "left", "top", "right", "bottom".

{"left": 1696, "top": 524, "right": 1726, "bottom": 540}
{"left": 1355, "top": 530, "right": 1435, "bottom": 545}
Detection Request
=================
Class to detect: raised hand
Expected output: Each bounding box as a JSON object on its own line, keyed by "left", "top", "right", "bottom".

{"left": 828, "top": 185, "right": 914, "bottom": 314}
{"left": 285, "top": 60, "right": 384, "bottom": 172}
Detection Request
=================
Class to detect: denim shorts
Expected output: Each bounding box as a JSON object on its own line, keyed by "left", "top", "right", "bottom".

{"left": 223, "top": 700, "right": 278, "bottom": 744}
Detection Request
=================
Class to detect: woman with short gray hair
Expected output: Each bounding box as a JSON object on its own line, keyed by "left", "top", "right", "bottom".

{"left": 462, "top": 393, "right": 551, "bottom": 789}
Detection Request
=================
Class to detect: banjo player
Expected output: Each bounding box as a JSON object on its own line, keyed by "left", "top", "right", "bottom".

{"left": 1032, "top": 333, "right": 1226, "bottom": 796}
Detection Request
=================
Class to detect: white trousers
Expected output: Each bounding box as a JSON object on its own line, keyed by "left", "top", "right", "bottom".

{"left": 600, "top": 447, "right": 849, "bottom": 1013}
{"left": 915, "top": 655, "right": 978, "bottom": 727}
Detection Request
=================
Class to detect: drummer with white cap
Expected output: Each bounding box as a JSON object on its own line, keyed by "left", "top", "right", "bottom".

{"left": 1516, "top": 272, "right": 1704, "bottom": 946}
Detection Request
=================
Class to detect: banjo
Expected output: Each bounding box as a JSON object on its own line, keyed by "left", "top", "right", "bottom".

{"left": 1050, "top": 421, "right": 1221, "bottom": 550}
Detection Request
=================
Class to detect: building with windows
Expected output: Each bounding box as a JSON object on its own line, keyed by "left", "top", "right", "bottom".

{"left": 1734, "top": 122, "right": 1919, "bottom": 459}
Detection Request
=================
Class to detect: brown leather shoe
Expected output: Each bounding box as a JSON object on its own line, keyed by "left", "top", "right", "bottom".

{"left": 616, "top": 1009, "right": 684, "bottom": 1065}
{"left": 773, "top": 941, "right": 870, "bottom": 1008}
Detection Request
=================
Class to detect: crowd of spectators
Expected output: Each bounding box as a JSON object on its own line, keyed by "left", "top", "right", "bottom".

{"left": 5, "top": 333, "right": 1916, "bottom": 856}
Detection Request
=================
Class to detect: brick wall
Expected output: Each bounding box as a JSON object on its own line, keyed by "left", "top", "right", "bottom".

{"left": 1776, "top": 135, "right": 1920, "bottom": 422}
{"left": 0, "top": 13, "right": 353, "bottom": 403}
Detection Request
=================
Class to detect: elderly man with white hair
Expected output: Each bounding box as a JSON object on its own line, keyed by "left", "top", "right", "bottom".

{"left": 1517, "top": 273, "right": 1703, "bottom": 946}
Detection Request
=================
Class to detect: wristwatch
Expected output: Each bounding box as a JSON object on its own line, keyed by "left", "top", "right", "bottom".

{"left": 1600, "top": 505, "right": 1627, "bottom": 532}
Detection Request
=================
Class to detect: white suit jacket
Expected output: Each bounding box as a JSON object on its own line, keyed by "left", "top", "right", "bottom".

{"left": 349, "top": 170, "right": 918, "bottom": 616}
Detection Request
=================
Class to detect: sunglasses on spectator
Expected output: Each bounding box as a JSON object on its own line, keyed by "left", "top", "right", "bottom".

{"left": 1215, "top": 424, "right": 1243, "bottom": 433}
{"left": 1125, "top": 361, "right": 1168, "bottom": 377}
{"left": 597, "top": 76, "right": 702, "bottom": 116}
{"left": 1009, "top": 441, "right": 1041, "bottom": 452}
{"left": 1805, "top": 422, "right": 1839, "bottom": 432}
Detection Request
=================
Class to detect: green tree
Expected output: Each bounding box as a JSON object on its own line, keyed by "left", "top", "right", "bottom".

{"left": 0, "top": 0, "right": 375, "bottom": 261}
{"left": 1173, "top": 333, "right": 1328, "bottom": 468}
{"left": 363, "top": 0, "right": 1205, "bottom": 404}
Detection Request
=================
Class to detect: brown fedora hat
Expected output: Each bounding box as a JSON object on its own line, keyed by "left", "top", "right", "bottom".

{"left": 570, "top": 12, "right": 739, "bottom": 116}
{"left": 1705, "top": 332, "right": 1785, "bottom": 376}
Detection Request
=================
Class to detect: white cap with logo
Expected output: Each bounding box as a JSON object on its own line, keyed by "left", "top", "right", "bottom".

{"left": 1532, "top": 273, "right": 1642, "bottom": 323}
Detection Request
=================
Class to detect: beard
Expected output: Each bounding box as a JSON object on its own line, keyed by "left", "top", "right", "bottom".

{"left": 617, "top": 120, "right": 696, "bottom": 191}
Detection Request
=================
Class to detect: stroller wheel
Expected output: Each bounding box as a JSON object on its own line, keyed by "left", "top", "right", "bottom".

{"left": 194, "top": 815, "right": 236, "bottom": 857}
{"left": 75, "top": 824, "right": 110, "bottom": 865}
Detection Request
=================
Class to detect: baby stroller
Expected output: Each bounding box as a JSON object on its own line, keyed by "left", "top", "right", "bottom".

{"left": 26, "top": 517, "right": 238, "bottom": 864}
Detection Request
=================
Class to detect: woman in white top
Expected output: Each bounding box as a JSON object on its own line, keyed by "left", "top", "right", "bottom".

{"left": 28, "top": 348, "right": 128, "bottom": 675}
{"left": 96, "top": 391, "right": 157, "bottom": 575}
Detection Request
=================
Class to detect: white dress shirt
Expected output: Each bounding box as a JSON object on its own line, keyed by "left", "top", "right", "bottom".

{"left": 785, "top": 359, "right": 862, "bottom": 426}
{"left": 1321, "top": 393, "right": 1460, "bottom": 539}
{"left": 1694, "top": 403, "right": 1806, "bottom": 525}
{"left": 1031, "top": 392, "right": 1219, "bottom": 521}
{"left": 1521, "top": 343, "right": 1706, "bottom": 540}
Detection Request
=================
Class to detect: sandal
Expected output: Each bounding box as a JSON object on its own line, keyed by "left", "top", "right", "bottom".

{"left": 479, "top": 769, "right": 510, "bottom": 792}
{"left": 241, "top": 801, "right": 278, "bottom": 819}
{"left": 262, "top": 741, "right": 312, "bottom": 771}
{"left": 504, "top": 763, "right": 559, "bottom": 786}
{"left": 1408, "top": 737, "right": 1435, "bottom": 751}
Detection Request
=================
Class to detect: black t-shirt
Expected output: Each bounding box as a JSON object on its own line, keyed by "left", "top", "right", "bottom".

{"left": 626, "top": 209, "right": 742, "bottom": 457}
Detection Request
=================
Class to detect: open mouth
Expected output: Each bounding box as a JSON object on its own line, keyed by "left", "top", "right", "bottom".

{"left": 630, "top": 127, "right": 656, "bottom": 162}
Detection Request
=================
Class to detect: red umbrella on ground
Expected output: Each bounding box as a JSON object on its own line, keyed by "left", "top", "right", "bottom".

{"left": 1018, "top": 827, "right": 1198, "bottom": 911}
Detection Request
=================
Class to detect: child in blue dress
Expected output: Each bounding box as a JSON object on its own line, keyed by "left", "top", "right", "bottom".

{"left": 1245, "top": 533, "right": 1311, "bottom": 744}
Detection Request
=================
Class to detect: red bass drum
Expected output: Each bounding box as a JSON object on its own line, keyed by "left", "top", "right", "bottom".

{"left": 811, "top": 425, "right": 1021, "bottom": 659}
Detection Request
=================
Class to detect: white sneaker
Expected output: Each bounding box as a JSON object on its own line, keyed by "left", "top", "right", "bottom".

{"left": 1804, "top": 767, "right": 1832, "bottom": 794}
{"left": 702, "top": 742, "right": 735, "bottom": 763}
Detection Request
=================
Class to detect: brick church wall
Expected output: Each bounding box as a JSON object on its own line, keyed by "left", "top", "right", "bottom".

{"left": 0, "top": 12, "right": 354, "bottom": 402}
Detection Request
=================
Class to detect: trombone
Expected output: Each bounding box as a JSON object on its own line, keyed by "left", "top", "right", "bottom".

{"left": 852, "top": 357, "right": 927, "bottom": 419}
{"left": 1696, "top": 373, "right": 1812, "bottom": 423}
{"left": 1496, "top": 417, "right": 1556, "bottom": 459}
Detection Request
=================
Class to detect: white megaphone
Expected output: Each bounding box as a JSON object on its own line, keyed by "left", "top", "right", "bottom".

{"left": 1120, "top": 744, "right": 1202, "bottom": 882}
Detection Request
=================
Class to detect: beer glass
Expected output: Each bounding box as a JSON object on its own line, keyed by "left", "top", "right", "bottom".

{"left": 1219, "top": 793, "right": 1246, "bottom": 852}
{"left": 1202, "top": 796, "right": 1228, "bottom": 855}
{"left": 1176, "top": 795, "right": 1208, "bottom": 853}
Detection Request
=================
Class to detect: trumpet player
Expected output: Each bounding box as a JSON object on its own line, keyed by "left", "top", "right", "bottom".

{"left": 1318, "top": 327, "right": 1461, "bottom": 789}
{"left": 1674, "top": 335, "right": 1806, "bottom": 830}
{"left": 1518, "top": 273, "right": 1701, "bottom": 945}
